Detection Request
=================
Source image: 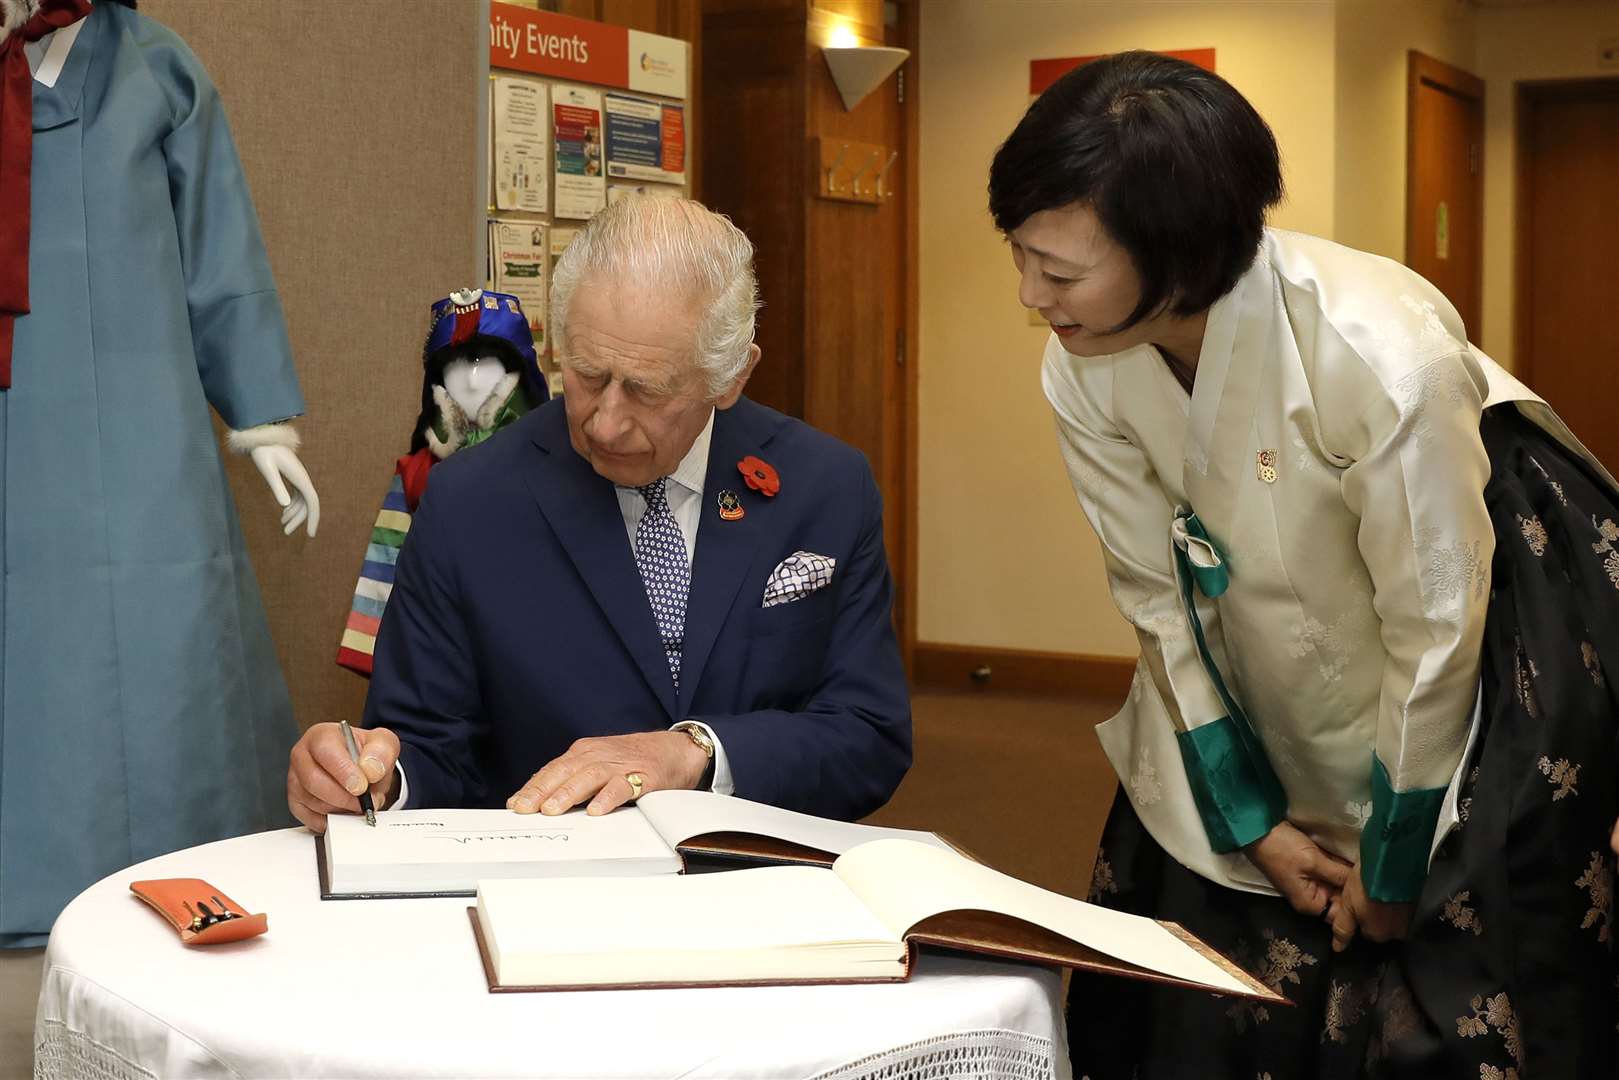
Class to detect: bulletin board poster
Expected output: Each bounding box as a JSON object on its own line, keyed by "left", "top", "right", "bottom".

{"left": 608, "top": 181, "right": 683, "bottom": 207}
{"left": 549, "top": 226, "right": 580, "bottom": 259}
{"left": 604, "top": 93, "right": 686, "bottom": 186}
{"left": 489, "top": 219, "right": 548, "bottom": 348}
{"left": 553, "top": 84, "right": 606, "bottom": 220}
{"left": 492, "top": 76, "right": 549, "bottom": 213}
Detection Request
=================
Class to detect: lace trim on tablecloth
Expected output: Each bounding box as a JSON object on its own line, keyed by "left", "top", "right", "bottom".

{"left": 810, "top": 1029, "right": 1058, "bottom": 1080}
{"left": 33, "top": 1020, "right": 156, "bottom": 1080}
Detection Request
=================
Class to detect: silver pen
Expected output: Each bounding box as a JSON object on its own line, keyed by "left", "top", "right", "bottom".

{"left": 338, "top": 719, "right": 377, "bottom": 826}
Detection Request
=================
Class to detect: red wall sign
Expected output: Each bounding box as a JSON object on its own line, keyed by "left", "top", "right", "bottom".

{"left": 1029, "top": 48, "right": 1216, "bottom": 96}
{"left": 490, "top": 2, "right": 689, "bottom": 100}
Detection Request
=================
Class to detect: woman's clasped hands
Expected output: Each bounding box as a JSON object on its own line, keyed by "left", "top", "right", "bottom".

{"left": 1243, "top": 821, "right": 1413, "bottom": 953}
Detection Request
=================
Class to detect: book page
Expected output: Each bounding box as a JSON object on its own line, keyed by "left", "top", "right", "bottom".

{"left": 835, "top": 839, "right": 1254, "bottom": 997}
{"left": 478, "top": 866, "right": 905, "bottom": 986}
{"left": 637, "top": 789, "right": 952, "bottom": 857}
{"left": 325, "top": 807, "right": 680, "bottom": 893}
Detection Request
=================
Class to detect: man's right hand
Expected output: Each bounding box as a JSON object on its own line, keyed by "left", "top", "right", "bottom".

{"left": 1243, "top": 820, "right": 1352, "bottom": 918}
{"left": 287, "top": 722, "right": 401, "bottom": 833}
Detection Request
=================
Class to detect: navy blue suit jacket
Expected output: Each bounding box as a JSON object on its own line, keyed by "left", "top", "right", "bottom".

{"left": 363, "top": 396, "right": 912, "bottom": 820}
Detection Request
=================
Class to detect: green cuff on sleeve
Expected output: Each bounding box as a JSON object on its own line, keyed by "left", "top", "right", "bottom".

{"left": 1175, "top": 715, "right": 1288, "bottom": 853}
{"left": 1360, "top": 756, "right": 1446, "bottom": 902}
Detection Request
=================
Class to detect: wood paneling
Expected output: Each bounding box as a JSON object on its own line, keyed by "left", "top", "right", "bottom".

{"left": 898, "top": 0, "right": 918, "bottom": 671}
{"left": 803, "top": 0, "right": 905, "bottom": 590}
{"left": 701, "top": 4, "right": 807, "bottom": 417}
{"left": 913, "top": 643, "right": 1136, "bottom": 702}
{"left": 702, "top": 0, "right": 917, "bottom": 654}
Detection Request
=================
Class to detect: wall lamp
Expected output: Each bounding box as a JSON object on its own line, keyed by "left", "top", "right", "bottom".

{"left": 822, "top": 43, "right": 910, "bottom": 112}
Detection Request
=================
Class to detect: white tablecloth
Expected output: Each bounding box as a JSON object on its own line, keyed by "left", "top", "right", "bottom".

{"left": 34, "top": 828, "right": 1070, "bottom": 1079}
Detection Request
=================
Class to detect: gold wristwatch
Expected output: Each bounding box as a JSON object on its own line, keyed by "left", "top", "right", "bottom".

{"left": 671, "top": 721, "right": 715, "bottom": 759}
{"left": 671, "top": 721, "right": 717, "bottom": 789}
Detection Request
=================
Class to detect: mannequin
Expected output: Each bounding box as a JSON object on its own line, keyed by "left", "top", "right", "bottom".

{"left": 0, "top": 0, "right": 317, "bottom": 944}
{"left": 336, "top": 289, "right": 544, "bottom": 676}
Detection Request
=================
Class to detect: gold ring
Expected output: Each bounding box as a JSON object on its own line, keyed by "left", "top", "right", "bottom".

{"left": 624, "top": 772, "right": 645, "bottom": 800}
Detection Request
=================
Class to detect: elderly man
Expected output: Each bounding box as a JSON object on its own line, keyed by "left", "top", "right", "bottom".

{"left": 287, "top": 198, "right": 911, "bottom": 828}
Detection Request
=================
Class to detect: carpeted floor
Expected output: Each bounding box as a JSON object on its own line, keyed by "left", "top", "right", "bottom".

{"left": 866, "top": 687, "right": 1118, "bottom": 899}
{"left": 0, "top": 687, "right": 1118, "bottom": 1079}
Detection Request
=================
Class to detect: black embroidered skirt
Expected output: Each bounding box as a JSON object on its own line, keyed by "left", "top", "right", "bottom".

{"left": 1068, "top": 788, "right": 1397, "bottom": 1079}
{"left": 1068, "top": 406, "right": 1619, "bottom": 1079}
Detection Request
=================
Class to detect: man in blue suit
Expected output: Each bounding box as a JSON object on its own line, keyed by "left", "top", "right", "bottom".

{"left": 286, "top": 198, "right": 911, "bottom": 828}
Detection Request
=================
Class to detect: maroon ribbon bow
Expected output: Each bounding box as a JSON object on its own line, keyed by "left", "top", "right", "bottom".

{"left": 0, "top": 0, "right": 92, "bottom": 389}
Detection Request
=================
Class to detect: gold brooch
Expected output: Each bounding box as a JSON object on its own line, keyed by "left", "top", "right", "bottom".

{"left": 1256, "top": 449, "right": 1278, "bottom": 484}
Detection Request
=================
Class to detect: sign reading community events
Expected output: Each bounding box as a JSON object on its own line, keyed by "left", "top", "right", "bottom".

{"left": 490, "top": 3, "right": 689, "bottom": 100}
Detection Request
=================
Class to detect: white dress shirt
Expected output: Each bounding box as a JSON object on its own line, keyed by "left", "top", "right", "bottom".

{"left": 394, "top": 410, "right": 731, "bottom": 809}
{"left": 23, "top": 19, "right": 83, "bottom": 86}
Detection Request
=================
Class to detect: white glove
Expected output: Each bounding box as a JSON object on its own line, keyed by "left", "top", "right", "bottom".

{"left": 228, "top": 424, "right": 320, "bottom": 537}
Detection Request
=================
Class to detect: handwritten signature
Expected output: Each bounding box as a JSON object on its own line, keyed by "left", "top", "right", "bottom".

{"left": 430, "top": 833, "right": 571, "bottom": 845}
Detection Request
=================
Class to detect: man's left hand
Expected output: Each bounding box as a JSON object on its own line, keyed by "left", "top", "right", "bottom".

{"left": 1329, "top": 861, "right": 1414, "bottom": 953}
{"left": 507, "top": 731, "right": 709, "bottom": 816}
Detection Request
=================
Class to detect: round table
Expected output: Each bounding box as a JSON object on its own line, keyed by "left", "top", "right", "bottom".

{"left": 34, "top": 828, "right": 1071, "bottom": 1079}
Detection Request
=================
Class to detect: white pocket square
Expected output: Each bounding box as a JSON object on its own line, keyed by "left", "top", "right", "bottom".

{"left": 761, "top": 551, "right": 837, "bottom": 608}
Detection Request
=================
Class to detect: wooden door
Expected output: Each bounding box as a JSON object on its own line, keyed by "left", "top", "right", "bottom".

{"left": 1519, "top": 80, "right": 1619, "bottom": 475}
{"left": 1407, "top": 52, "right": 1485, "bottom": 336}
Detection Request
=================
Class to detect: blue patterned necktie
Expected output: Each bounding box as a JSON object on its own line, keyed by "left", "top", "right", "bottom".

{"left": 634, "top": 479, "right": 690, "bottom": 689}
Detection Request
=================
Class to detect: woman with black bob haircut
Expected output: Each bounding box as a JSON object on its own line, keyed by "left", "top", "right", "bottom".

{"left": 990, "top": 50, "right": 1280, "bottom": 343}
{"left": 991, "top": 50, "right": 1618, "bottom": 1079}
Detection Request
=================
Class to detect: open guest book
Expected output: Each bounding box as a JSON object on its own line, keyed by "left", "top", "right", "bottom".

{"left": 317, "top": 790, "right": 953, "bottom": 899}
{"left": 468, "top": 837, "right": 1284, "bottom": 1002}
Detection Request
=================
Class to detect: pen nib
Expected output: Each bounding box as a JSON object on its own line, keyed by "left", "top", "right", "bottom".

{"left": 364, "top": 808, "right": 377, "bottom": 827}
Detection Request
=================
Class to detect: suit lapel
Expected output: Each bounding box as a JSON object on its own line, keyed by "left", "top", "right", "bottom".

{"left": 675, "top": 400, "right": 778, "bottom": 716}
{"left": 523, "top": 408, "right": 677, "bottom": 719}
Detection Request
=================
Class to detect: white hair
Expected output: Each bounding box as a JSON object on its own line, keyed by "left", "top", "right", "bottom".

{"left": 549, "top": 197, "right": 761, "bottom": 399}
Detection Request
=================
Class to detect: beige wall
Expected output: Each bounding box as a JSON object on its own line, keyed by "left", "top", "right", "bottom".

{"left": 1332, "top": 0, "right": 1475, "bottom": 261}
{"left": 140, "top": 0, "right": 483, "bottom": 730}
{"left": 916, "top": 0, "right": 1335, "bottom": 655}
{"left": 1476, "top": 0, "right": 1619, "bottom": 368}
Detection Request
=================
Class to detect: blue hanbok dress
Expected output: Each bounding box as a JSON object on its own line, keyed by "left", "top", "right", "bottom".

{"left": 0, "top": 3, "right": 303, "bottom": 946}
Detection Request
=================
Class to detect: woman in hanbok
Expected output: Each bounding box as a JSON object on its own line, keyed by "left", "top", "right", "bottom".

{"left": 987, "top": 51, "right": 1617, "bottom": 1078}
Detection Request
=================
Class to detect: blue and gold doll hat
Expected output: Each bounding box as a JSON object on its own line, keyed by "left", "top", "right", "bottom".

{"left": 424, "top": 288, "right": 541, "bottom": 392}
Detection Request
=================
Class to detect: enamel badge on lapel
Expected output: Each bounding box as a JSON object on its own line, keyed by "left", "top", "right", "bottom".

{"left": 1256, "top": 449, "right": 1278, "bottom": 484}
{"left": 717, "top": 490, "right": 745, "bottom": 521}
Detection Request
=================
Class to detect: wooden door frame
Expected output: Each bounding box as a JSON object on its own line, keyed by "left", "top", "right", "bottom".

{"left": 1514, "top": 76, "right": 1619, "bottom": 389}
{"left": 1406, "top": 50, "right": 1485, "bottom": 335}
{"left": 899, "top": 0, "right": 919, "bottom": 672}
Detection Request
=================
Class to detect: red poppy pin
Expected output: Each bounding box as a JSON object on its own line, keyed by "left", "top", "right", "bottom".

{"left": 738, "top": 456, "right": 780, "bottom": 497}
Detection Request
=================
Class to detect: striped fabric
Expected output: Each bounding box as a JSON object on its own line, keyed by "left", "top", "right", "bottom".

{"left": 336, "top": 475, "right": 411, "bottom": 676}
